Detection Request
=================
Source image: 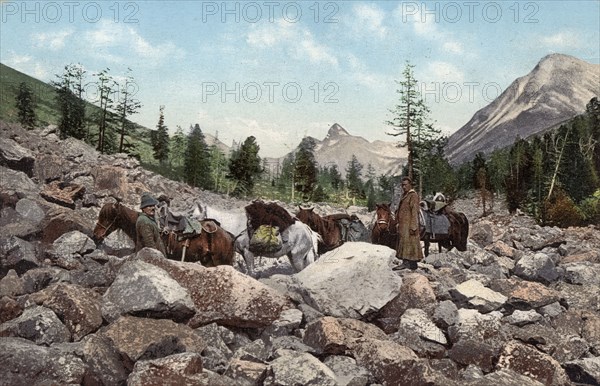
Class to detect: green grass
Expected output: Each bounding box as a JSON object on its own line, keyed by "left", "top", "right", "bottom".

{"left": 0, "top": 62, "right": 156, "bottom": 164}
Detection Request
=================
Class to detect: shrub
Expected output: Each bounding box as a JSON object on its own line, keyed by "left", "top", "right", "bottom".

{"left": 579, "top": 189, "right": 600, "bottom": 226}
{"left": 543, "top": 189, "right": 583, "bottom": 227}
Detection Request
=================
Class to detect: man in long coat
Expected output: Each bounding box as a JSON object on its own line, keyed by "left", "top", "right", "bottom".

{"left": 395, "top": 177, "right": 423, "bottom": 269}
{"left": 135, "top": 193, "right": 166, "bottom": 256}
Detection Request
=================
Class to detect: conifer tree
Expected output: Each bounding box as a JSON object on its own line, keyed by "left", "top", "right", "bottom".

{"left": 227, "top": 136, "right": 262, "bottom": 197}
{"left": 93, "top": 68, "right": 116, "bottom": 153}
{"left": 15, "top": 82, "right": 36, "bottom": 129}
{"left": 184, "top": 123, "right": 211, "bottom": 188}
{"left": 294, "top": 137, "right": 318, "bottom": 199}
{"left": 346, "top": 155, "right": 364, "bottom": 197}
{"left": 52, "top": 63, "right": 86, "bottom": 140}
{"left": 151, "top": 106, "right": 170, "bottom": 165}
{"left": 115, "top": 68, "right": 142, "bottom": 154}
{"left": 386, "top": 61, "right": 439, "bottom": 184}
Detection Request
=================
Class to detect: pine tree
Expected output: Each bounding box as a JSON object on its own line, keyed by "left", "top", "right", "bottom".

{"left": 386, "top": 61, "right": 439, "bottom": 184}
{"left": 52, "top": 63, "right": 86, "bottom": 140}
{"left": 115, "top": 68, "right": 142, "bottom": 154}
{"left": 15, "top": 82, "right": 36, "bottom": 129}
{"left": 227, "top": 136, "right": 262, "bottom": 197}
{"left": 184, "top": 124, "right": 211, "bottom": 188}
{"left": 294, "top": 137, "right": 318, "bottom": 200}
{"left": 346, "top": 155, "right": 364, "bottom": 197}
{"left": 93, "top": 68, "right": 116, "bottom": 153}
{"left": 151, "top": 106, "right": 170, "bottom": 165}
{"left": 209, "top": 144, "right": 227, "bottom": 192}
{"left": 170, "top": 126, "right": 187, "bottom": 171}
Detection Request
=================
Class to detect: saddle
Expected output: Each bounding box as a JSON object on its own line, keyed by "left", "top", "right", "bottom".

{"left": 338, "top": 215, "right": 369, "bottom": 242}
{"left": 419, "top": 201, "right": 451, "bottom": 237}
{"left": 156, "top": 202, "right": 204, "bottom": 238}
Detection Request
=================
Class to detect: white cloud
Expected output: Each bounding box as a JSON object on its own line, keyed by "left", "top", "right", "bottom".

{"left": 246, "top": 22, "right": 338, "bottom": 67}
{"left": 3, "top": 52, "right": 50, "bottom": 80}
{"left": 298, "top": 31, "right": 338, "bottom": 66}
{"left": 32, "top": 29, "right": 73, "bottom": 50}
{"left": 83, "top": 20, "right": 184, "bottom": 64}
{"left": 426, "top": 61, "right": 465, "bottom": 83}
{"left": 351, "top": 3, "right": 387, "bottom": 38}
{"left": 540, "top": 30, "right": 582, "bottom": 48}
{"left": 442, "top": 41, "right": 464, "bottom": 54}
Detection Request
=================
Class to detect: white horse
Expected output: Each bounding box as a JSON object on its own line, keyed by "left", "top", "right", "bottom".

{"left": 193, "top": 203, "right": 247, "bottom": 237}
{"left": 235, "top": 221, "right": 321, "bottom": 277}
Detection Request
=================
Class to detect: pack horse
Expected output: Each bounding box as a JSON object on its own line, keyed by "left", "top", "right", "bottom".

{"left": 93, "top": 201, "right": 235, "bottom": 266}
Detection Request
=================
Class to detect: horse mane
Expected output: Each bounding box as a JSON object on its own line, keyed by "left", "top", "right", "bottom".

{"left": 245, "top": 200, "right": 295, "bottom": 232}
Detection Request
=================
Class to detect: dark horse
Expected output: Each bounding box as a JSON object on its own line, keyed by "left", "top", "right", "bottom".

{"left": 371, "top": 203, "right": 398, "bottom": 250}
{"left": 372, "top": 202, "right": 469, "bottom": 257}
{"left": 296, "top": 207, "right": 368, "bottom": 254}
{"left": 93, "top": 202, "right": 235, "bottom": 267}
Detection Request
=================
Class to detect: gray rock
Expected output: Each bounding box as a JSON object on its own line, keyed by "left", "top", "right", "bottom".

{"left": 100, "top": 228, "right": 135, "bottom": 257}
{"left": 0, "top": 236, "right": 39, "bottom": 276}
{"left": 15, "top": 198, "right": 45, "bottom": 224}
{"left": 502, "top": 309, "right": 543, "bottom": 326}
{"left": 102, "top": 260, "right": 196, "bottom": 323}
{"left": 433, "top": 300, "right": 459, "bottom": 329}
{"left": 294, "top": 242, "right": 402, "bottom": 318}
{"left": 400, "top": 308, "right": 448, "bottom": 345}
{"left": 0, "top": 137, "right": 35, "bottom": 176}
{"left": 0, "top": 305, "right": 71, "bottom": 345}
{"left": 50, "top": 230, "right": 96, "bottom": 257}
{"left": 451, "top": 279, "right": 507, "bottom": 313}
{"left": 565, "top": 357, "right": 600, "bottom": 385}
{"left": 264, "top": 349, "right": 338, "bottom": 386}
{"left": 514, "top": 252, "right": 561, "bottom": 283}
{"left": 0, "top": 269, "right": 25, "bottom": 297}
{"left": 0, "top": 337, "right": 85, "bottom": 385}
{"left": 324, "top": 355, "right": 372, "bottom": 386}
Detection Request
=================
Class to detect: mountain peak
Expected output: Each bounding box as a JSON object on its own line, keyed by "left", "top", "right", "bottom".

{"left": 326, "top": 123, "right": 350, "bottom": 139}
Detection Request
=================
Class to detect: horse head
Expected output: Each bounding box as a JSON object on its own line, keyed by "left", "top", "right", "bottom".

{"left": 93, "top": 202, "right": 121, "bottom": 243}
{"left": 296, "top": 206, "right": 317, "bottom": 228}
{"left": 375, "top": 203, "right": 393, "bottom": 231}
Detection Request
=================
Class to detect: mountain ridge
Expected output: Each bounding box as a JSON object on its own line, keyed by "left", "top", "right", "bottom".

{"left": 445, "top": 53, "right": 600, "bottom": 165}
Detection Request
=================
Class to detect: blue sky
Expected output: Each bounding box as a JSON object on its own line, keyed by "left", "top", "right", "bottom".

{"left": 1, "top": 1, "right": 599, "bottom": 157}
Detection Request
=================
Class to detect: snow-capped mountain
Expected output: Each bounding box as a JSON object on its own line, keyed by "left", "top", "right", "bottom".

{"left": 445, "top": 54, "right": 600, "bottom": 165}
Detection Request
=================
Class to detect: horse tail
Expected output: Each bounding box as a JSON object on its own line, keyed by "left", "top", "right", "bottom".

{"left": 451, "top": 211, "right": 469, "bottom": 252}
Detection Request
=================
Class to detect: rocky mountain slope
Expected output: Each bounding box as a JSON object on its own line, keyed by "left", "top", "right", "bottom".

{"left": 446, "top": 54, "right": 600, "bottom": 165}
{"left": 1, "top": 121, "right": 600, "bottom": 385}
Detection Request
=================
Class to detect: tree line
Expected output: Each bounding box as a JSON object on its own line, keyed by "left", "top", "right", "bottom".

{"left": 15, "top": 62, "right": 599, "bottom": 226}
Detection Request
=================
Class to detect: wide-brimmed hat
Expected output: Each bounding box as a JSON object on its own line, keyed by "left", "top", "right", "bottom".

{"left": 140, "top": 193, "right": 159, "bottom": 209}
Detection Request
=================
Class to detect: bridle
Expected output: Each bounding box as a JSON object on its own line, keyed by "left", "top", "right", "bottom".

{"left": 95, "top": 203, "right": 120, "bottom": 239}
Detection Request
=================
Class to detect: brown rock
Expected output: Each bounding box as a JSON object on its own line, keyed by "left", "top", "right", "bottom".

{"left": 497, "top": 341, "right": 570, "bottom": 386}
{"left": 41, "top": 283, "right": 103, "bottom": 341}
{"left": 102, "top": 315, "right": 206, "bottom": 365}
{"left": 303, "top": 316, "right": 388, "bottom": 355}
{"left": 352, "top": 338, "right": 458, "bottom": 386}
{"left": 40, "top": 180, "right": 85, "bottom": 209}
{"left": 448, "top": 338, "right": 498, "bottom": 373}
{"left": 490, "top": 278, "right": 561, "bottom": 310}
{"left": 0, "top": 296, "right": 22, "bottom": 323}
{"left": 127, "top": 352, "right": 210, "bottom": 386}
{"left": 223, "top": 357, "right": 268, "bottom": 385}
{"left": 376, "top": 273, "right": 436, "bottom": 333}
{"left": 138, "top": 252, "right": 292, "bottom": 328}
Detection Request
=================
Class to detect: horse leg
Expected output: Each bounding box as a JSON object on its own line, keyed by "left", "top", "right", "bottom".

{"left": 424, "top": 236, "right": 430, "bottom": 257}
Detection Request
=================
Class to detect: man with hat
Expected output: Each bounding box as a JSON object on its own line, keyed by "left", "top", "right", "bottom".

{"left": 136, "top": 192, "right": 166, "bottom": 256}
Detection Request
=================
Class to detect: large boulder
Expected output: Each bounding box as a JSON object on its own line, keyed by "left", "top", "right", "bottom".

{"left": 294, "top": 242, "right": 402, "bottom": 318}
{"left": 0, "top": 137, "right": 35, "bottom": 176}
{"left": 102, "top": 259, "right": 196, "bottom": 323}
{"left": 138, "top": 249, "right": 292, "bottom": 328}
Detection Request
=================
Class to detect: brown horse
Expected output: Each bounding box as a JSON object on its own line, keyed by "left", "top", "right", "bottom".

{"left": 93, "top": 202, "right": 235, "bottom": 267}
{"left": 371, "top": 203, "right": 398, "bottom": 250}
{"left": 372, "top": 202, "right": 469, "bottom": 257}
{"left": 296, "top": 207, "right": 371, "bottom": 254}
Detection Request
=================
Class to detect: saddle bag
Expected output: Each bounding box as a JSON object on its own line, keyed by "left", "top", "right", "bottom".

{"left": 249, "top": 225, "right": 282, "bottom": 254}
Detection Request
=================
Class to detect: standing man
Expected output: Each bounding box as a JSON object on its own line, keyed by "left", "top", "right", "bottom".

{"left": 136, "top": 192, "right": 166, "bottom": 256}
{"left": 395, "top": 177, "right": 423, "bottom": 269}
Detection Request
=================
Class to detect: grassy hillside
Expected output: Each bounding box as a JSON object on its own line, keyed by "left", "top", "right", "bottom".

{"left": 0, "top": 63, "right": 155, "bottom": 164}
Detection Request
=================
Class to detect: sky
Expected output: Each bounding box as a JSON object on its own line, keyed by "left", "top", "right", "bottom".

{"left": 1, "top": 0, "right": 599, "bottom": 157}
